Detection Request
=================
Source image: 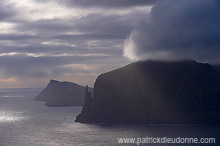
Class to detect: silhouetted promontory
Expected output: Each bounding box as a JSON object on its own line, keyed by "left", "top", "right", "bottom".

{"left": 34, "top": 80, "right": 93, "bottom": 107}
{"left": 76, "top": 60, "right": 220, "bottom": 124}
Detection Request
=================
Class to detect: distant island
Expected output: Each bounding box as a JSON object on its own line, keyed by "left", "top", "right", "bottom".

{"left": 34, "top": 80, "right": 93, "bottom": 107}
{"left": 76, "top": 60, "right": 220, "bottom": 124}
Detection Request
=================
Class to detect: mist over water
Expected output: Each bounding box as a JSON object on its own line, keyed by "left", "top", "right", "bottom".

{"left": 0, "top": 88, "right": 219, "bottom": 146}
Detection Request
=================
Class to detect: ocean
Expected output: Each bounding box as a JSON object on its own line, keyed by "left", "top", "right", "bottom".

{"left": 0, "top": 88, "right": 219, "bottom": 146}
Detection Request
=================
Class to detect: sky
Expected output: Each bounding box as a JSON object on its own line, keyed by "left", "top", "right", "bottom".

{"left": 124, "top": 0, "right": 220, "bottom": 62}
{"left": 1, "top": 0, "right": 220, "bottom": 88}
{"left": 0, "top": 0, "right": 154, "bottom": 88}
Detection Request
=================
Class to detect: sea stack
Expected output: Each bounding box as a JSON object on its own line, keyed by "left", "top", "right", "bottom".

{"left": 75, "top": 85, "right": 93, "bottom": 123}
{"left": 76, "top": 60, "right": 220, "bottom": 124}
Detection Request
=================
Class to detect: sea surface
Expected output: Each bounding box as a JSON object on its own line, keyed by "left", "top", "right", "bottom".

{"left": 0, "top": 88, "right": 219, "bottom": 146}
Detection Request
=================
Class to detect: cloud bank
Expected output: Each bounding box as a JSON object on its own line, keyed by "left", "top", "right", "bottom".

{"left": 124, "top": 0, "right": 220, "bottom": 63}
{"left": 35, "top": 0, "right": 156, "bottom": 9}
{"left": 0, "top": 0, "right": 155, "bottom": 87}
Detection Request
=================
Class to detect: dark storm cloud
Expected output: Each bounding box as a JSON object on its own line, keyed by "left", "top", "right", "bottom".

{"left": 0, "top": 0, "right": 17, "bottom": 20}
{"left": 62, "top": 0, "right": 155, "bottom": 8}
{"left": 54, "top": 34, "right": 124, "bottom": 41}
{"left": 35, "top": 0, "right": 155, "bottom": 8}
{"left": 0, "top": 0, "right": 148, "bottom": 84}
{"left": 10, "top": 14, "right": 130, "bottom": 55}
{"left": 0, "top": 54, "right": 128, "bottom": 78}
{"left": 71, "top": 13, "right": 143, "bottom": 36}
{"left": 0, "top": 34, "right": 36, "bottom": 41}
{"left": 15, "top": 11, "right": 146, "bottom": 37}
{"left": 2, "top": 10, "right": 146, "bottom": 56}
{"left": 124, "top": 0, "right": 220, "bottom": 63}
{"left": 15, "top": 19, "right": 73, "bottom": 33}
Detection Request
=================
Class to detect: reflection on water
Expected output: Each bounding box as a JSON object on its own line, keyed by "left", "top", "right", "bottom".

{"left": 0, "top": 88, "right": 42, "bottom": 98}
{"left": 0, "top": 111, "right": 27, "bottom": 122}
{"left": 0, "top": 88, "right": 220, "bottom": 146}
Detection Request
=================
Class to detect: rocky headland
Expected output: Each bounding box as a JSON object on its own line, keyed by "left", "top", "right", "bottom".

{"left": 34, "top": 80, "right": 93, "bottom": 107}
{"left": 76, "top": 60, "right": 220, "bottom": 124}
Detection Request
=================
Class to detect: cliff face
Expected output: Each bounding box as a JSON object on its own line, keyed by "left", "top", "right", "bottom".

{"left": 34, "top": 80, "right": 93, "bottom": 107}
{"left": 75, "top": 85, "right": 93, "bottom": 123}
{"left": 76, "top": 60, "right": 220, "bottom": 124}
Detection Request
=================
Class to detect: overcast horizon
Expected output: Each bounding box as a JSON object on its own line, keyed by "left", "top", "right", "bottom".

{"left": 0, "top": 0, "right": 156, "bottom": 88}
{"left": 1, "top": 0, "right": 220, "bottom": 88}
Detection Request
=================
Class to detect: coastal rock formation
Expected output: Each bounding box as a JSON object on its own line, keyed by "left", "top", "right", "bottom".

{"left": 75, "top": 85, "right": 93, "bottom": 123}
{"left": 34, "top": 80, "right": 93, "bottom": 107}
{"left": 76, "top": 60, "right": 220, "bottom": 124}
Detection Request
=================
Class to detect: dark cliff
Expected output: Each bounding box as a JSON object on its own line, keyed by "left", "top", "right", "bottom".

{"left": 34, "top": 80, "right": 93, "bottom": 107}
{"left": 75, "top": 85, "right": 93, "bottom": 123}
{"left": 76, "top": 60, "right": 220, "bottom": 124}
